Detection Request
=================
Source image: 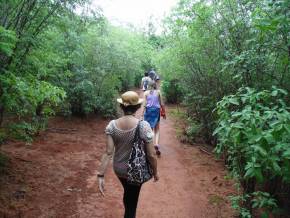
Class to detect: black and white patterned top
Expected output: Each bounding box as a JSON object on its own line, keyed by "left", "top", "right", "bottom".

{"left": 105, "top": 120, "right": 154, "bottom": 178}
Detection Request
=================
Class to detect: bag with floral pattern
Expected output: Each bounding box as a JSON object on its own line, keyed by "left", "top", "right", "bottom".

{"left": 127, "top": 121, "right": 153, "bottom": 184}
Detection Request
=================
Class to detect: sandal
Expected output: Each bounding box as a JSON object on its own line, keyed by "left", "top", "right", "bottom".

{"left": 154, "top": 145, "right": 161, "bottom": 157}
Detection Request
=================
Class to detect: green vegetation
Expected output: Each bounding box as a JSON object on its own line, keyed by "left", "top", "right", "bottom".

{"left": 1, "top": 0, "right": 290, "bottom": 216}
{"left": 215, "top": 87, "right": 290, "bottom": 216}
{"left": 0, "top": 0, "right": 154, "bottom": 141}
{"left": 157, "top": 0, "right": 290, "bottom": 216}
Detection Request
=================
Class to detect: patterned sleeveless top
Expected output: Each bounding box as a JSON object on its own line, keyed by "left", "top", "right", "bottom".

{"left": 105, "top": 120, "right": 153, "bottom": 178}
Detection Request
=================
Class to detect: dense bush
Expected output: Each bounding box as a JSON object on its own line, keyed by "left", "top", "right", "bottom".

{"left": 161, "top": 79, "right": 183, "bottom": 104}
{"left": 214, "top": 87, "right": 290, "bottom": 216}
{"left": 156, "top": 0, "right": 290, "bottom": 144}
{"left": 0, "top": 0, "right": 154, "bottom": 141}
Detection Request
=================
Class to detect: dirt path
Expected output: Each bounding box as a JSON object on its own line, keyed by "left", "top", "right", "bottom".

{"left": 0, "top": 106, "right": 236, "bottom": 217}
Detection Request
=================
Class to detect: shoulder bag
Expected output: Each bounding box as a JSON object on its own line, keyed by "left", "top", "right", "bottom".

{"left": 127, "top": 121, "right": 153, "bottom": 184}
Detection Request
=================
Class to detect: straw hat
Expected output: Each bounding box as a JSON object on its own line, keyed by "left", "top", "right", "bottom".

{"left": 117, "top": 91, "right": 143, "bottom": 106}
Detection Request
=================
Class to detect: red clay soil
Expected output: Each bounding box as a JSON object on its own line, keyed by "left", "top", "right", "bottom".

{"left": 0, "top": 108, "right": 236, "bottom": 218}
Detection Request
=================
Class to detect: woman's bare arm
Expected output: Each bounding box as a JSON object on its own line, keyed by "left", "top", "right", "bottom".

{"left": 98, "top": 135, "right": 114, "bottom": 175}
{"left": 158, "top": 90, "right": 164, "bottom": 106}
{"left": 97, "top": 134, "right": 114, "bottom": 196}
{"left": 142, "top": 91, "right": 148, "bottom": 118}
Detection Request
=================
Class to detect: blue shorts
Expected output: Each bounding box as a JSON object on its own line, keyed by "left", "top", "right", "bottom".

{"left": 144, "top": 107, "right": 160, "bottom": 129}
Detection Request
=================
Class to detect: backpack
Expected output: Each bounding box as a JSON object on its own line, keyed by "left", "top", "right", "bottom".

{"left": 148, "top": 70, "right": 157, "bottom": 81}
{"left": 127, "top": 121, "right": 153, "bottom": 184}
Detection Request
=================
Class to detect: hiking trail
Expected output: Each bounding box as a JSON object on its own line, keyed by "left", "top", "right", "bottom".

{"left": 1, "top": 101, "right": 236, "bottom": 218}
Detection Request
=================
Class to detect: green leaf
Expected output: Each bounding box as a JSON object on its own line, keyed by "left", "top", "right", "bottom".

{"left": 252, "top": 145, "right": 267, "bottom": 157}
{"left": 229, "top": 98, "right": 239, "bottom": 105}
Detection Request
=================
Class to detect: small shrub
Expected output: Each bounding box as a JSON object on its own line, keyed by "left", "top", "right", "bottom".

{"left": 185, "top": 118, "right": 202, "bottom": 143}
{"left": 8, "top": 122, "right": 37, "bottom": 142}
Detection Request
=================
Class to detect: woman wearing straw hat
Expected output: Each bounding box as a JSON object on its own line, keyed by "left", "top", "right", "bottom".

{"left": 142, "top": 81, "right": 165, "bottom": 157}
{"left": 97, "top": 91, "right": 159, "bottom": 218}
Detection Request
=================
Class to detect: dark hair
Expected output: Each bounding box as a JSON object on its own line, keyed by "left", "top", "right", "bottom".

{"left": 144, "top": 72, "right": 149, "bottom": 77}
{"left": 120, "top": 104, "right": 141, "bottom": 115}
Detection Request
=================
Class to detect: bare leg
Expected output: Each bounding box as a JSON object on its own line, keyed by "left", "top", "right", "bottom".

{"left": 154, "top": 122, "right": 160, "bottom": 146}
{"left": 153, "top": 123, "right": 161, "bottom": 156}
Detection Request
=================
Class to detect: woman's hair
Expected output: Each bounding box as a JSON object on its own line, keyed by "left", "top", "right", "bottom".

{"left": 120, "top": 104, "right": 141, "bottom": 115}
{"left": 144, "top": 72, "right": 149, "bottom": 77}
{"left": 148, "top": 80, "right": 157, "bottom": 90}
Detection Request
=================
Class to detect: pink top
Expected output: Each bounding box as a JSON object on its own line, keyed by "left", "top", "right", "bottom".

{"left": 146, "top": 90, "right": 161, "bottom": 108}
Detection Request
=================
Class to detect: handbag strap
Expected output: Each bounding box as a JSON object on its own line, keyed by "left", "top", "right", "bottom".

{"left": 133, "top": 120, "right": 141, "bottom": 142}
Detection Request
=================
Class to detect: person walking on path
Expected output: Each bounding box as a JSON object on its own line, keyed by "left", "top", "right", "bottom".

{"left": 148, "top": 69, "right": 159, "bottom": 82}
{"left": 148, "top": 69, "right": 161, "bottom": 89}
{"left": 97, "top": 91, "right": 159, "bottom": 218}
{"left": 142, "top": 81, "right": 166, "bottom": 157}
{"left": 140, "top": 71, "right": 152, "bottom": 91}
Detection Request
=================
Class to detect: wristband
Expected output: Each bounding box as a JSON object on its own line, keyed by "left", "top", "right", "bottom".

{"left": 97, "top": 174, "right": 104, "bottom": 178}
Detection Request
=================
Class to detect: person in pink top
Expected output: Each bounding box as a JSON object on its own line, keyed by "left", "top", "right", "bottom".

{"left": 142, "top": 81, "right": 166, "bottom": 156}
